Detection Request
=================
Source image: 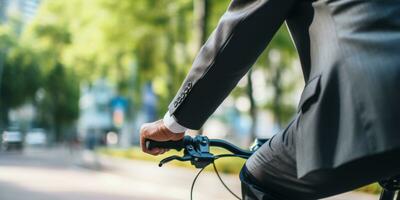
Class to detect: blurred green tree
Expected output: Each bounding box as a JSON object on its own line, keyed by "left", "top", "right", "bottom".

{"left": 37, "top": 62, "right": 79, "bottom": 141}
{"left": 19, "top": 3, "right": 79, "bottom": 141}
{"left": 0, "top": 23, "right": 41, "bottom": 128}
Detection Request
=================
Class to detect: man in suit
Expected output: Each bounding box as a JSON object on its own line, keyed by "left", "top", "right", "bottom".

{"left": 141, "top": 0, "right": 400, "bottom": 199}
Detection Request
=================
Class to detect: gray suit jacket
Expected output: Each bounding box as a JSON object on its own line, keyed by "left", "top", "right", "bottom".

{"left": 167, "top": 0, "right": 400, "bottom": 177}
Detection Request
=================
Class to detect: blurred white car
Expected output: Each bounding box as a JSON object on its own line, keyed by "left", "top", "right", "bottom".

{"left": 25, "top": 128, "right": 47, "bottom": 146}
{"left": 2, "top": 128, "right": 24, "bottom": 151}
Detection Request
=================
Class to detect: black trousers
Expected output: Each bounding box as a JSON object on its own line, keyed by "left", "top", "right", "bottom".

{"left": 241, "top": 120, "right": 400, "bottom": 200}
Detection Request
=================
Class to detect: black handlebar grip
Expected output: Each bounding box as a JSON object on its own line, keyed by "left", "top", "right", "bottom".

{"left": 145, "top": 139, "right": 185, "bottom": 151}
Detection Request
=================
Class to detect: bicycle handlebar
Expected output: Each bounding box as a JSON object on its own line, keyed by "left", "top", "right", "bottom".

{"left": 146, "top": 135, "right": 260, "bottom": 199}
{"left": 209, "top": 139, "right": 253, "bottom": 157}
{"left": 145, "top": 138, "right": 186, "bottom": 151}
{"left": 146, "top": 135, "right": 252, "bottom": 156}
{"left": 145, "top": 135, "right": 267, "bottom": 168}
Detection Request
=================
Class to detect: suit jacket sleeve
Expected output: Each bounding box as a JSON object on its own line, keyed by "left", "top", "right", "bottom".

{"left": 168, "top": 0, "right": 295, "bottom": 130}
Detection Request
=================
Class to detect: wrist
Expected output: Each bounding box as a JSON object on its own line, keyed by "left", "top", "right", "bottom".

{"left": 163, "top": 111, "right": 188, "bottom": 133}
{"left": 158, "top": 120, "right": 184, "bottom": 141}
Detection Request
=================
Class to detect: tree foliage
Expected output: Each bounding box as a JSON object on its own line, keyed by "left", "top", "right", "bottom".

{"left": 36, "top": 62, "right": 79, "bottom": 141}
{"left": 0, "top": 22, "right": 41, "bottom": 127}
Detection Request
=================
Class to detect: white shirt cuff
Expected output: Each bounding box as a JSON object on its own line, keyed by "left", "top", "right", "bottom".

{"left": 163, "top": 111, "right": 188, "bottom": 133}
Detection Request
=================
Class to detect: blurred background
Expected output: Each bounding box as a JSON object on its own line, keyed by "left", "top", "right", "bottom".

{"left": 0, "top": 0, "right": 379, "bottom": 200}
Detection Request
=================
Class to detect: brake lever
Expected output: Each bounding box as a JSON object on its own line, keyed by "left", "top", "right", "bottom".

{"left": 158, "top": 155, "right": 191, "bottom": 167}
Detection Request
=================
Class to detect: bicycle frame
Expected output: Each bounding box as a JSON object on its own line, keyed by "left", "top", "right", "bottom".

{"left": 379, "top": 176, "right": 400, "bottom": 200}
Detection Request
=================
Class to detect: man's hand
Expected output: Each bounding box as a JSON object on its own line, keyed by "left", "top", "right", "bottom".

{"left": 140, "top": 120, "right": 185, "bottom": 156}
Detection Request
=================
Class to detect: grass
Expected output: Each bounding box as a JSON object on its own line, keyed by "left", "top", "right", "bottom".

{"left": 356, "top": 183, "right": 381, "bottom": 194}
{"left": 97, "top": 147, "right": 382, "bottom": 195}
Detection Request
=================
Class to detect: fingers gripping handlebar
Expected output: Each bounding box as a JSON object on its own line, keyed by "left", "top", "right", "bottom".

{"left": 146, "top": 135, "right": 214, "bottom": 168}
{"left": 145, "top": 137, "right": 189, "bottom": 151}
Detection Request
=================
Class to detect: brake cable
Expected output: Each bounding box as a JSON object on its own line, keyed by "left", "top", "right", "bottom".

{"left": 212, "top": 161, "right": 241, "bottom": 200}
{"left": 146, "top": 136, "right": 262, "bottom": 200}
{"left": 190, "top": 167, "right": 206, "bottom": 200}
{"left": 190, "top": 154, "right": 246, "bottom": 200}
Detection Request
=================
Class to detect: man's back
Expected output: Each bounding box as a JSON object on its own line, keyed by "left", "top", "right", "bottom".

{"left": 285, "top": 0, "right": 400, "bottom": 177}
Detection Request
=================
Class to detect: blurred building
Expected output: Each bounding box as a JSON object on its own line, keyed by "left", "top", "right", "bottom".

{"left": 78, "top": 79, "right": 115, "bottom": 146}
{"left": 0, "top": 0, "right": 41, "bottom": 24}
{"left": 0, "top": 0, "right": 7, "bottom": 23}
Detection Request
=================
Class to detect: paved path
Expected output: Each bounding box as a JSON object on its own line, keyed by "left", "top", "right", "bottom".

{"left": 0, "top": 147, "right": 379, "bottom": 200}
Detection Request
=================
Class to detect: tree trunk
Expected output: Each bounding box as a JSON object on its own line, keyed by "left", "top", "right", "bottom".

{"left": 0, "top": 51, "right": 5, "bottom": 95}
{"left": 0, "top": 51, "right": 6, "bottom": 129}
{"left": 272, "top": 67, "right": 283, "bottom": 128}
{"left": 165, "top": 30, "right": 177, "bottom": 102}
{"left": 177, "top": 6, "right": 191, "bottom": 66}
{"left": 194, "top": 0, "right": 210, "bottom": 50}
{"left": 0, "top": 105, "right": 9, "bottom": 129}
{"left": 247, "top": 70, "right": 257, "bottom": 144}
{"left": 54, "top": 121, "right": 62, "bottom": 142}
